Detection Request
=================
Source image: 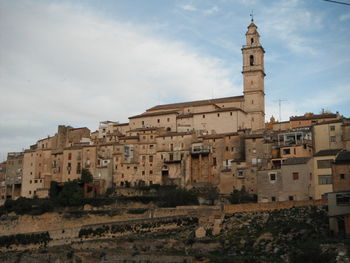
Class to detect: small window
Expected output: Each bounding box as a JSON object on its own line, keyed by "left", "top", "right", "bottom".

{"left": 330, "top": 125, "right": 335, "bottom": 131}
{"left": 213, "top": 157, "right": 217, "bottom": 166}
{"left": 289, "top": 196, "right": 294, "bottom": 201}
{"left": 167, "top": 118, "right": 170, "bottom": 122}
{"left": 249, "top": 55, "right": 254, "bottom": 66}
{"left": 271, "top": 196, "right": 276, "bottom": 202}
{"left": 142, "top": 171, "right": 145, "bottom": 175}
{"left": 269, "top": 173, "right": 276, "bottom": 181}
{"left": 217, "top": 113, "right": 220, "bottom": 117}
{"left": 150, "top": 170, "right": 153, "bottom": 175}
{"left": 226, "top": 146, "right": 229, "bottom": 151}
{"left": 340, "top": 174, "right": 346, "bottom": 180}
{"left": 202, "top": 115, "right": 205, "bottom": 118}
{"left": 330, "top": 136, "right": 336, "bottom": 142}
{"left": 34, "top": 179, "right": 38, "bottom": 183}
{"left": 317, "top": 159, "right": 332, "bottom": 169}
{"left": 157, "top": 119, "right": 160, "bottom": 123}
{"left": 230, "top": 112, "right": 233, "bottom": 116}
{"left": 283, "top": 149, "right": 291, "bottom": 155}
{"left": 292, "top": 172, "right": 299, "bottom": 180}
{"left": 251, "top": 38, "right": 254, "bottom": 44}
{"left": 30, "top": 180, "right": 32, "bottom": 184}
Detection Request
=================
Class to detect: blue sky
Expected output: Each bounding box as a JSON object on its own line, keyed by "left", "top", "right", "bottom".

{"left": 0, "top": 0, "right": 350, "bottom": 161}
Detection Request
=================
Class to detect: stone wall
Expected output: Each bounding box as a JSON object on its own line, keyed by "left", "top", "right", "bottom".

{"left": 223, "top": 199, "right": 327, "bottom": 214}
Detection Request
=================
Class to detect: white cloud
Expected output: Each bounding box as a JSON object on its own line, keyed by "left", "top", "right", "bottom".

{"left": 180, "top": 4, "right": 197, "bottom": 11}
{"left": 0, "top": 1, "right": 240, "bottom": 160}
{"left": 204, "top": 6, "right": 219, "bottom": 15}
{"left": 259, "top": 0, "right": 323, "bottom": 54}
{"left": 340, "top": 13, "right": 350, "bottom": 21}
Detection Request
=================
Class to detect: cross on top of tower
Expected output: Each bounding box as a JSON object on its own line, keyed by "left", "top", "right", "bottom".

{"left": 250, "top": 10, "right": 254, "bottom": 23}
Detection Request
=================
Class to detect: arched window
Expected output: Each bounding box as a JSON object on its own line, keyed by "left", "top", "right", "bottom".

{"left": 251, "top": 38, "right": 254, "bottom": 45}
{"left": 250, "top": 55, "right": 254, "bottom": 66}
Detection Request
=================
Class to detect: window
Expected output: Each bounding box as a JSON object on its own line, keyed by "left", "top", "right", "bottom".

{"left": 167, "top": 118, "right": 170, "bottom": 122}
{"left": 237, "top": 169, "right": 244, "bottom": 178}
{"left": 142, "top": 121, "right": 144, "bottom": 125}
{"left": 157, "top": 119, "right": 160, "bottom": 123}
{"left": 283, "top": 149, "right": 291, "bottom": 155}
{"left": 226, "top": 146, "right": 229, "bottom": 151}
{"left": 249, "top": 55, "right": 254, "bottom": 66}
{"left": 68, "top": 153, "right": 72, "bottom": 160}
{"left": 202, "top": 115, "right": 205, "bottom": 118}
{"left": 213, "top": 157, "right": 217, "bottom": 166}
{"left": 318, "top": 175, "right": 332, "bottom": 185}
{"left": 336, "top": 193, "right": 350, "bottom": 206}
{"left": 150, "top": 170, "right": 153, "bottom": 175}
{"left": 289, "top": 196, "right": 294, "bottom": 201}
{"left": 251, "top": 38, "right": 254, "bottom": 44}
{"left": 292, "top": 172, "right": 299, "bottom": 180}
{"left": 340, "top": 174, "right": 346, "bottom": 180}
{"left": 269, "top": 173, "right": 276, "bottom": 181}
{"left": 217, "top": 113, "right": 220, "bottom": 117}
{"left": 142, "top": 171, "right": 145, "bottom": 175}
{"left": 317, "top": 159, "right": 332, "bottom": 169}
{"left": 230, "top": 112, "right": 233, "bottom": 116}
{"left": 30, "top": 180, "right": 32, "bottom": 184}
{"left": 330, "top": 136, "right": 336, "bottom": 142}
{"left": 330, "top": 125, "right": 335, "bottom": 131}
{"left": 149, "top": 156, "right": 153, "bottom": 162}
{"left": 150, "top": 144, "right": 154, "bottom": 149}
{"left": 271, "top": 196, "right": 276, "bottom": 202}
{"left": 34, "top": 179, "right": 38, "bottom": 183}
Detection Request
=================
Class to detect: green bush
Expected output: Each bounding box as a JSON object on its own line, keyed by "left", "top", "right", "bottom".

{"left": 229, "top": 188, "right": 257, "bottom": 204}
{"left": 157, "top": 187, "right": 198, "bottom": 207}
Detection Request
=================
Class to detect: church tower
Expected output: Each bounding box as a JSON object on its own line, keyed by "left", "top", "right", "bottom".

{"left": 242, "top": 20, "right": 265, "bottom": 130}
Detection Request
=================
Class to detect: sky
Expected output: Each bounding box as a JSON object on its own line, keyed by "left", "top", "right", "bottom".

{"left": 1, "top": 0, "right": 350, "bottom": 161}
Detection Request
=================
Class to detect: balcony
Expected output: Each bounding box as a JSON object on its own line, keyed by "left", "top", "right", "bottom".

{"left": 163, "top": 152, "right": 182, "bottom": 163}
{"left": 221, "top": 166, "right": 231, "bottom": 172}
{"left": 191, "top": 144, "right": 211, "bottom": 155}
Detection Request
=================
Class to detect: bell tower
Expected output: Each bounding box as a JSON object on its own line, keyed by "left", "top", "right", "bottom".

{"left": 242, "top": 19, "right": 265, "bottom": 130}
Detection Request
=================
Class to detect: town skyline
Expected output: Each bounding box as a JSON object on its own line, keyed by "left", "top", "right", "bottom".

{"left": 1, "top": 0, "right": 350, "bottom": 161}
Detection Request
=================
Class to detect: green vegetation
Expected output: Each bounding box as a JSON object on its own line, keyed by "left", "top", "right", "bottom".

{"left": 0, "top": 232, "right": 51, "bottom": 248}
{"left": 80, "top": 168, "right": 93, "bottom": 184}
{"left": 229, "top": 188, "right": 257, "bottom": 204}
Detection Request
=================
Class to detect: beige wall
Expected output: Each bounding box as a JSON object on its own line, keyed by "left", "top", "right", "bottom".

{"left": 312, "top": 156, "right": 335, "bottom": 199}
{"left": 192, "top": 110, "right": 246, "bottom": 134}
{"left": 313, "top": 121, "right": 343, "bottom": 153}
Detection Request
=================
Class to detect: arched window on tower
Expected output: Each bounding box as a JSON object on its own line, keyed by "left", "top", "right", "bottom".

{"left": 251, "top": 38, "right": 254, "bottom": 45}
{"left": 250, "top": 55, "right": 254, "bottom": 66}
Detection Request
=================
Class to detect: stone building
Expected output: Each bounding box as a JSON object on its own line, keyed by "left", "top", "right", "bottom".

{"left": 0, "top": 161, "right": 6, "bottom": 204}
{"left": 5, "top": 152, "right": 23, "bottom": 200}
{"left": 257, "top": 157, "right": 312, "bottom": 202}
{"left": 332, "top": 151, "right": 350, "bottom": 192}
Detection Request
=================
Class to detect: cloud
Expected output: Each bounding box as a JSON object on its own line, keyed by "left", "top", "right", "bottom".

{"left": 180, "top": 4, "right": 197, "bottom": 11}
{"left": 0, "top": 1, "right": 240, "bottom": 160}
{"left": 259, "top": 0, "right": 323, "bottom": 54}
{"left": 204, "top": 6, "right": 219, "bottom": 15}
{"left": 340, "top": 13, "right": 350, "bottom": 21}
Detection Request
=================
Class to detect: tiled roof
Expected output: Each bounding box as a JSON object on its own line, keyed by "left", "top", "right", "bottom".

{"left": 283, "top": 157, "right": 311, "bottom": 165}
{"left": 314, "top": 149, "right": 342, "bottom": 157}
{"left": 335, "top": 151, "right": 350, "bottom": 164}
{"left": 290, "top": 113, "right": 337, "bottom": 121}
{"left": 146, "top": 96, "right": 244, "bottom": 112}
{"left": 129, "top": 110, "right": 179, "bottom": 119}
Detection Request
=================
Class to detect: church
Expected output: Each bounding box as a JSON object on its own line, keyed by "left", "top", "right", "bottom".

{"left": 127, "top": 21, "right": 265, "bottom": 134}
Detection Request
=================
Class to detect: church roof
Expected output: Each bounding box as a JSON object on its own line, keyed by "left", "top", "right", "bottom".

{"left": 146, "top": 96, "right": 244, "bottom": 112}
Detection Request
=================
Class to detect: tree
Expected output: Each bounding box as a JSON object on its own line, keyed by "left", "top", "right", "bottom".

{"left": 229, "top": 188, "right": 257, "bottom": 204}
{"left": 80, "top": 168, "right": 93, "bottom": 184}
{"left": 57, "top": 180, "right": 83, "bottom": 206}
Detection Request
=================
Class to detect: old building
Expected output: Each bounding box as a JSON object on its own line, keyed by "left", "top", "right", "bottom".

{"left": 257, "top": 157, "right": 312, "bottom": 202}
{"left": 5, "top": 152, "right": 23, "bottom": 200}
{"left": 332, "top": 151, "right": 350, "bottom": 192}
{"left": 312, "top": 149, "right": 342, "bottom": 200}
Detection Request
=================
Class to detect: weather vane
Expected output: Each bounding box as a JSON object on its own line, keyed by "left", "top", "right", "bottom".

{"left": 250, "top": 10, "right": 254, "bottom": 23}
